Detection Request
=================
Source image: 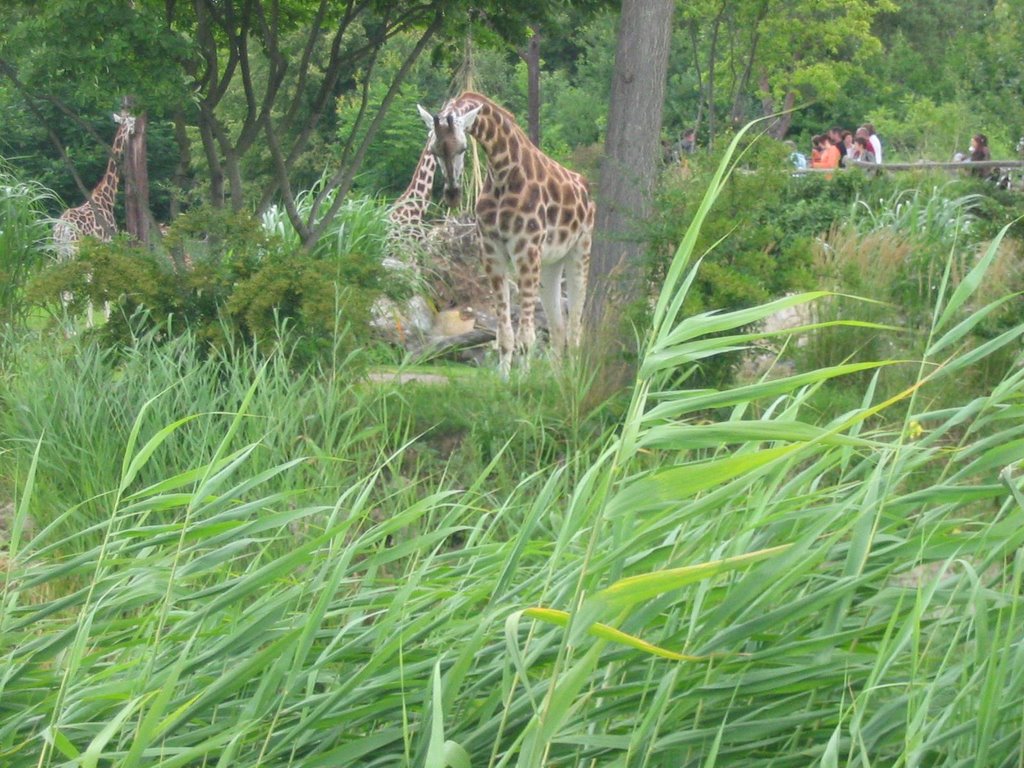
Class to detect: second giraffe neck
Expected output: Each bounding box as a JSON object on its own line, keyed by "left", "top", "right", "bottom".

{"left": 397, "top": 142, "right": 437, "bottom": 203}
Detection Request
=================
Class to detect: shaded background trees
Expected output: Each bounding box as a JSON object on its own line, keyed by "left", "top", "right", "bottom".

{"left": 1, "top": 0, "right": 1022, "bottom": 282}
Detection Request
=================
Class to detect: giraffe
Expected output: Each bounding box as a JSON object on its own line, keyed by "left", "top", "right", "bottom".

{"left": 53, "top": 109, "right": 136, "bottom": 259}
{"left": 389, "top": 135, "right": 437, "bottom": 235}
{"left": 52, "top": 109, "right": 135, "bottom": 325}
{"left": 374, "top": 133, "right": 441, "bottom": 343}
{"left": 418, "top": 91, "right": 595, "bottom": 377}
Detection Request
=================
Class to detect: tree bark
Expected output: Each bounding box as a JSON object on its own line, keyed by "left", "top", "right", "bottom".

{"left": 124, "top": 112, "right": 151, "bottom": 246}
{"left": 758, "top": 75, "right": 796, "bottom": 139}
{"left": 586, "top": 0, "right": 675, "bottom": 360}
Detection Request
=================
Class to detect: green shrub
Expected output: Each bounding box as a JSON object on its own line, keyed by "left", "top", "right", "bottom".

{"left": 25, "top": 196, "right": 410, "bottom": 367}
{"left": 799, "top": 183, "right": 1024, "bottom": 401}
{"left": 0, "top": 164, "right": 58, "bottom": 329}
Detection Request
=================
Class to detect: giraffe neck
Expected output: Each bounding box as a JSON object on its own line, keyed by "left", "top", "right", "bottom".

{"left": 452, "top": 93, "right": 525, "bottom": 185}
{"left": 394, "top": 140, "right": 437, "bottom": 219}
{"left": 89, "top": 117, "right": 133, "bottom": 229}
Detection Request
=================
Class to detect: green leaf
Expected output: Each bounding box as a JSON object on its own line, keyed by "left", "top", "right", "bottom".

{"left": 596, "top": 545, "right": 792, "bottom": 609}
{"left": 523, "top": 607, "right": 710, "bottom": 661}
{"left": 934, "top": 218, "right": 1019, "bottom": 333}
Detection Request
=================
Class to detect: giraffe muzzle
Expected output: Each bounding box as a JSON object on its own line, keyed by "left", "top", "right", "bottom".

{"left": 443, "top": 186, "right": 462, "bottom": 208}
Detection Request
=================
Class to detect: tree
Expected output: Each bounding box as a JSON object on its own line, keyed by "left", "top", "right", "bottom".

{"left": 586, "top": 0, "right": 675, "bottom": 360}
{"left": 676, "top": 0, "right": 892, "bottom": 140}
{"left": 0, "top": 0, "right": 586, "bottom": 250}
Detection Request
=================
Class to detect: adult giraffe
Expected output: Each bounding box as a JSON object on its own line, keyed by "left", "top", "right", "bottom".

{"left": 418, "top": 91, "right": 594, "bottom": 377}
{"left": 53, "top": 109, "right": 136, "bottom": 259}
{"left": 53, "top": 108, "right": 136, "bottom": 324}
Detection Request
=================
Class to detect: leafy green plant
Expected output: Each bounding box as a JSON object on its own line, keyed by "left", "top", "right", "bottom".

{"left": 0, "top": 163, "right": 58, "bottom": 329}
{"left": 847, "top": 184, "right": 987, "bottom": 325}
{"left": 24, "top": 193, "right": 413, "bottom": 366}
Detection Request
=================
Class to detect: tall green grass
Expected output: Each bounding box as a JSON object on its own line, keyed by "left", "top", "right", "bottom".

{"left": 2, "top": 130, "right": 1024, "bottom": 766}
{"left": 0, "top": 163, "right": 59, "bottom": 329}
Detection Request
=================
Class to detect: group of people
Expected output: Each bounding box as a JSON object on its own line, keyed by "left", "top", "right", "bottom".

{"left": 793, "top": 125, "right": 884, "bottom": 171}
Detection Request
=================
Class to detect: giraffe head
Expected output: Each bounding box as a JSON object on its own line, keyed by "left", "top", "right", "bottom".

{"left": 113, "top": 111, "right": 136, "bottom": 133}
{"left": 110, "top": 111, "right": 137, "bottom": 158}
{"left": 417, "top": 103, "right": 481, "bottom": 208}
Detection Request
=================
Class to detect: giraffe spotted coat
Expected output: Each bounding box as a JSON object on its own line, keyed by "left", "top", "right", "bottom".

{"left": 419, "top": 91, "right": 594, "bottom": 377}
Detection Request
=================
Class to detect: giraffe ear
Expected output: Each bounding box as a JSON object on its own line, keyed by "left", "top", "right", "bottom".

{"left": 460, "top": 105, "right": 482, "bottom": 133}
{"left": 416, "top": 104, "right": 435, "bottom": 131}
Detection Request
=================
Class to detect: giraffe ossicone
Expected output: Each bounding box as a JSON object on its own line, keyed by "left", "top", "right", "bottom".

{"left": 417, "top": 92, "right": 594, "bottom": 378}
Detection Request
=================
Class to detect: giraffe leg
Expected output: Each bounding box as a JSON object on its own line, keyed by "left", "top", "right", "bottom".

{"left": 540, "top": 260, "right": 566, "bottom": 357}
{"left": 565, "top": 230, "right": 592, "bottom": 349}
{"left": 483, "top": 243, "right": 514, "bottom": 378}
{"left": 515, "top": 244, "right": 542, "bottom": 366}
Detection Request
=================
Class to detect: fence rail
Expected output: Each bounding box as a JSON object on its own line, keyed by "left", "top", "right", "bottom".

{"left": 795, "top": 159, "right": 1024, "bottom": 174}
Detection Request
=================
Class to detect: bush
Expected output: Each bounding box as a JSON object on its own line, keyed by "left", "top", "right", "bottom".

{"left": 0, "top": 165, "right": 58, "bottom": 329}
{"left": 25, "top": 197, "right": 409, "bottom": 368}
{"left": 799, "top": 184, "right": 1024, "bottom": 399}
{"left": 645, "top": 142, "right": 1022, "bottom": 386}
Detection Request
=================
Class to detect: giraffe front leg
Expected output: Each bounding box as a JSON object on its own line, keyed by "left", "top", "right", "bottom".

{"left": 484, "top": 245, "right": 515, "bottom": 379}
{"left": 515, "top": 244, "right": 542, "bottom": 367}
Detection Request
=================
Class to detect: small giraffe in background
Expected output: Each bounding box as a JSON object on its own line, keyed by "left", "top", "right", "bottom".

{"left": 53, "top": 109, "right": 136, "bottom": 259}
{"left": 418, "top": 91, "right": 594, "bottom": 377}
{"left": 374, "top": 133, "right": 442, "bottom": 343}
{"left": 389, "top": 136, "right": 437, "bottom": 237}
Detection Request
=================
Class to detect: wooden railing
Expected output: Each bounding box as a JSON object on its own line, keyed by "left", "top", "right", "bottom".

{"left": 795, "top": 159, "right": 1024, "bottom": 174}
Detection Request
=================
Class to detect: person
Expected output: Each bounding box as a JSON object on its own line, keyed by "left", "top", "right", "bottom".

{"left": 855, "top": 126, "right": 881, "bottom": 164}
{"left": 679, "top": 128, "right": 697, "bottom": 155}
{"left": 812, "top": 134, "right": 840, "bottom": 170}
{"left": 850, "top": 135, "right": 876, "bottom": 164}
{"left": 785, "top": 140, "right": 807, "bottom": 170}
{"left": 863, "top": 123, "right": 883, "bottom": 164}
{"left": 810, "top": 135, "right": 825, "bottom": 167}
{"left": 828, "top": 127, "right": 848, "bottom": 165}
{"left": 963, "top": 133, "right": 995, "bottom": 179}
{"left": 841, "top": 130, "right": 854, "bottom": 165}
{"left": 969, "top": 133, "right": 991, "bottom": 162}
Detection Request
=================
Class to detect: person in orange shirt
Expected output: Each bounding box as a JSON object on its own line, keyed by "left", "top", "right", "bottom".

{"left": 812, "top": 135, "right": 841, "bottom": 170}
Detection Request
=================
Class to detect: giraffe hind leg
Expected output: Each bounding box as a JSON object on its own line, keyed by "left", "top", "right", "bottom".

{"left": 565, "top": 231, "right": 591, "bottom": 349}
{"left": 540, "top": 260, "right": 567, "bottom": 357}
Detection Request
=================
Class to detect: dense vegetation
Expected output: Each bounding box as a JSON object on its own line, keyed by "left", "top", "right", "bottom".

{"left": 2, "top": 2, "right": 1024, "bottom": 766}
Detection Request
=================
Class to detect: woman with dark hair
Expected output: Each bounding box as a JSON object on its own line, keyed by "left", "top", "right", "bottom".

{"left": 850, "top": 135, "right": 876, "bottom": 164}
{"left": 969, "top": 133, "right": 991, "bottom": 162}
{"left": 960, "top": 133, "right": 995, "bottom": 179}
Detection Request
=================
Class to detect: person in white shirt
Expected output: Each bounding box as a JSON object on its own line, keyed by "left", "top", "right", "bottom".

{"left": 863, "top": 123, "right": 883, "bottom": 164}
{"left": 856, "top": 125, "right": 882, "bottom": 164}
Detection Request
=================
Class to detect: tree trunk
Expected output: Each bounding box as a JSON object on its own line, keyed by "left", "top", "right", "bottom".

{"left": 124, "top": 112, "right": 151, "bottom": 246}
{"left": 705, "top": 5, "right": 724, "bottom": 148}
{"left": 170, "top": 109, "right": 192, "bottom": 220}
{"left": 758, "top": 74, "right": 796, "bottom": 139}
{"left": 586, "top": 0, "right": 675, "bottom": 366}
